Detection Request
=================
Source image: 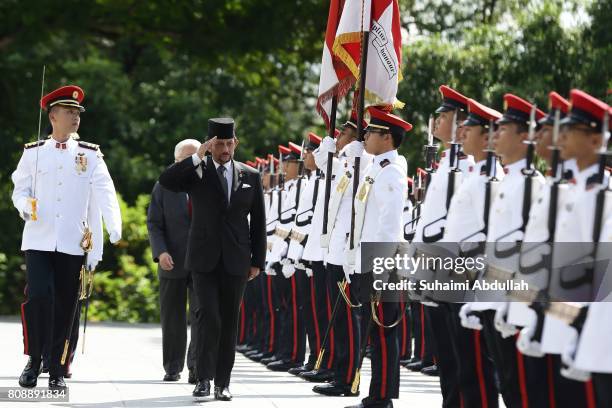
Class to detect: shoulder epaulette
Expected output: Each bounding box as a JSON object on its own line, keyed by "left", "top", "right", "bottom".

{"left": 380, "top": 159, "right": 390, "bottom": 168}
{"left": 24, "top": 140, "right": 45, "bottom": 149}
{"left": 78, "top": 141, "right": 99, "bottom": 151}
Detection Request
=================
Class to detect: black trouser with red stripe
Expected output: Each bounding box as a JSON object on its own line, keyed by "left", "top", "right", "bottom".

{"left": 446, "top": 303, "right": 498, "bottom": 408}
{"left": 240, "top": 275, "right": 260, "bottom": 349}
{"left": 359, "top": 272, "right": 400, "bottom": 405}
{"left": 327, "top": 263, "right": 361, "bottom": 386}
{"left": 258, "top": 272, "right": 278, "bottom": 355}
{"left": 481, "top": 310, "right": 549, "bottom": 408}
{"left": 426, "top": 304, "right": 461, "bottom": 407}
{"left": 546, "top": 354, "right": 594, "bottom": 408}
{"left": 398, "top": 300, "right": 412, "bottom": 362}
{"left": 273, "top": 265, "right": 306, "bottom": 363}
{"left": 22, "top": 250, "right": 83, "bottom": 378}
{"left": 311, "top": 260, "right": 335, "bottom": 370}
{"left": 296, "top": 264, "right": 321, "bottom": 367}
{"left": 412, "top": 301, "right": 435, "bottom": 365}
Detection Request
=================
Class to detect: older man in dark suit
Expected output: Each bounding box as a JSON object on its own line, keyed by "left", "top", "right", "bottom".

{"left": 159, "top": 118, "right": 266, "bottom": 402}
{"left": 147, "top": 139, "right": 201, "bottom": 384}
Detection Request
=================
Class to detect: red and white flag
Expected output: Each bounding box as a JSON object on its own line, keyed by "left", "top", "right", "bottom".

{"left": 316, "top": 0, "right": 354, "bottom": 128}
{"left": 333, "top": 0, "right": 403, "bottom": 110}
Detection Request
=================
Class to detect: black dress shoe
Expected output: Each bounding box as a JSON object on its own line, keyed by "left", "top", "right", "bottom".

{"left": 405, "top": 360, "right": 424, "bottom": 371}
{"left": 188, "top": 369, "right": 196, "bottom": 385}
{"left": 345, "top": 397, "right": 393, "bottom": 408}
{"left": 48, "top": 376, "right": 67, "bottom": 389}
{"left": 401, "top": 357, "right": 419, "bottom": 367}
{"left": 421, "top": 364, "right": 439, "bottom": 376}
{"left": 288, "top": 363, "right": 314, "bottom": 376}
{"left": 249, "top": 352, "right": 272, "bottom": 362}
{"left": 163, "top": 373, "right": 181, "bottom": 381}
{"left": 313, "top": 381, "right": 359, "bottom": 397}
{"left": 214, "top": 386, "right": 233, "bottom": 401}
{"left": 260, "top": 355, "right": 279, "bottom": 365}
{"left": 244, "top": 349, "right": 260, "bottom": 357}
{"left": 267, "top": 360, "right": 302, "bottom": 372}
{"left": 193, "top": 380, "right": 211, "bottom": 401}
{"left": 300, "top": 368, "right": 335, "bottom": 382}
{"left": 236, "top": 344, "right": 252, "bottom": 353}
{"left": 19, "top": 357, "right": 42, "bottom": 388}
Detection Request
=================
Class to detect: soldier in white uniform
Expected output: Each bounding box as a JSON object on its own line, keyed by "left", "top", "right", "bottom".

{"left": 443, "top": 98, "right": 503, "bottom": 408}
{"left": 263, "top": 144, "right": 303, "bottom": 370}
{"left": 410, "top": 85, "right": 475, "bottom": 406}
{"left": 12, "top": 85, "right": 122, "bottom": 389}
{"left": 344, "top": 107, "right": 412, "bottom": 408}
{"left": 554, "top": 90, "right": 612, "bottom": 407}
{"left": 478, "top": 93, "right": 548, "bottom": 407}
{"left": 312, "top": 114, "right": 372, "bottom": 395}
{"left": 285, "top": 133, "right": 324, "bottom": 376}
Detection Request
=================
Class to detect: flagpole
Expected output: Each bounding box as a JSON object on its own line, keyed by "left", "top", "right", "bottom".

{"left": 322, "top": 95, "right": 338, "bottom": 237}
{"left": 349, "top": 30, "right": 369, "bottom": 250}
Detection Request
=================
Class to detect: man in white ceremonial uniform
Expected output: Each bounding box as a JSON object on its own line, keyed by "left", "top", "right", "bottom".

{"left": 311, "top": 114, "right": 372, "bottom": 395}
{"left": 477, "top": 93, "right": 548, "bottom": 408}
{"left": 409, "top": 85, "right": 474, "bottom": 406}
{"left": 443, "top": 98, "right": 503, "bottom": 408}
{"left": 552, "top": 90, "right": 612, "bottom": 407}
{"left": 12, "top": 85, "right": 122, "bottom": 390}
{"left": 511, "top": 91, "right": 594, "bottom": 408}
{"left": 285, "top": 133, "right": 326, "bottom": 376}
{"left": 263, "top": 144, "right": 303, "bottom": 370}
{"left": 343, "top": 107, "right": 412, "bottom": 408}
{"left": 300, "top": 131, "right": 338, "bottom": 381}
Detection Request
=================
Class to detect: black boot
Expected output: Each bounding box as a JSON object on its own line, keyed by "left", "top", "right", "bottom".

{"left": 214, "top": 386, "right": 233, "bottom": 401}
{"left": 18, "top": 357, "right": 42, "bottom": 388}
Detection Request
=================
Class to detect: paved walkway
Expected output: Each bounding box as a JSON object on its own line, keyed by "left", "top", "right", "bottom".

{"left": 0, "top": 318, "right": 444, "bottom": 407}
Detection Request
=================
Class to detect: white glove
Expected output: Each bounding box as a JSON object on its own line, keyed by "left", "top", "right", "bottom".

{"left": 560, "top": 329, "right": 591, "bottom": 381}
{"left": 459, "top": 304, "right": 483, "bottom": 330}
{"left": 109, "top": 230, "right": 122, "bottom": 244}
{"left": 282, "top": 263, "right": 296, "bottom": 279}
{"left": 319, "top": 136, "right": 336, "bottom": 154}
{"left": 280, "top": 257, "right": 292, "bottom": 266}
{"left": 494, "top": 304, "right": 518, "bottom": 338}
{"left": 265, "top": 266, "right": 277, "bottom": 276}
{"left": 342, "top": 263, "right": 354, "bottom": 284}
{"left": 561, "top": 329, "right": 579, "bottom": 369}
{"left": 344, "top": 140, "right": 364, "bottom": 158}
{"left": 517, "top": 325, "right": 544, "bottom": 358}
{"left": 87, "top": 258, "right": 100, "bottom": 272}
{"left": 305, "top": 267, "right": 313, "bottom": 278}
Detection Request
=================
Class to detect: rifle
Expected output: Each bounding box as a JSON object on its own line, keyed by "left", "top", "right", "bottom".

{"left": 422, "top": 110, "right": 461, "bottom": 243}
{"left": 493, "top": 104, "right": 538, "bottom": 259}
{"left": 459, "top": 120, "right": 500, "bottom": 262}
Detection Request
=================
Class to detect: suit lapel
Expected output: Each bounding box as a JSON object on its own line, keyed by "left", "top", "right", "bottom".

{"left": 232, "top": 160, "right": 241, "bottom": 196}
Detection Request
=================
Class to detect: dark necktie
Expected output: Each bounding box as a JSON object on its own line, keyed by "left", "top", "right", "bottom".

{"left": 218, "top": 165, "right": 229, "bottom": 201}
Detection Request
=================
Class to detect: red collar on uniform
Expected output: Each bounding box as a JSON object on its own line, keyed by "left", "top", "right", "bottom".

{"left": 55, "top": 142, "right": 67, "bottom": 150}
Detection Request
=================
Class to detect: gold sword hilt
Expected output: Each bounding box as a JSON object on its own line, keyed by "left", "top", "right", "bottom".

{"left": 29, "top": 197, "right": 38, "bottom": 221}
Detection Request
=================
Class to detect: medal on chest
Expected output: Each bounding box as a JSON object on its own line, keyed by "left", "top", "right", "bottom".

{"left": 75, "top": 153, "right": 88, "bottom": 174}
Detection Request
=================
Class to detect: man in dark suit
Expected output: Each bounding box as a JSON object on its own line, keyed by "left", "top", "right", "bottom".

{"left": 147, "top": 139, "right": 201, "bottom": 384}
{"left": 159, "top": 118, "right": 266, "bottom": 402}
